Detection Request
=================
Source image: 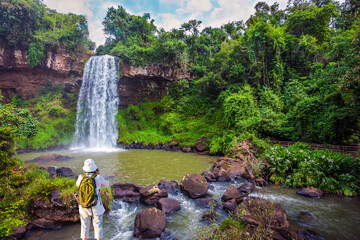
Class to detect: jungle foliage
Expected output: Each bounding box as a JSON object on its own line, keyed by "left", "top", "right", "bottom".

{"left": 0, "top": 0, "right": 95, "bottom": 67}
{"left": 13, "top": 82, "right": 78, "bottom": 150}
{"left": 102, "top": 0, "right": 360, "bottom": 146}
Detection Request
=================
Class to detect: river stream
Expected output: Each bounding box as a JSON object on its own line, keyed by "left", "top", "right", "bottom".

{"left": 18, "top": 149, "right": 360, "bottom": 240}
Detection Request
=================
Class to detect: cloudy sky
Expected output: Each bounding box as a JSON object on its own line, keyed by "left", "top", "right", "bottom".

{"left": 42, "top": 0, "right": 345, "bottom": 47}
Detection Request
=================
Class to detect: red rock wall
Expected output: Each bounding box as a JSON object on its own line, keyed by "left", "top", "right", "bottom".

{"left": 118, "top": 63, "right": 191, "bottom": 108}
{"left": 0, "top": 40, "right": 90, "bottom": 103}
{"left": 0, "top": 39, "right": 192, "bottom": 107}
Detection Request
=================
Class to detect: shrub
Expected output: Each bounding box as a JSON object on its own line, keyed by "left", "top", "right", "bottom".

{"left": 265, "top": 143, "right": 360, "bottom": 196}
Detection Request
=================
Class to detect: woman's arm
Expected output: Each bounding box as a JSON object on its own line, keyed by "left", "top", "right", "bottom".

{"left": 99, "top": 175, "right": 110, "bottom": 188}
{"left": 76, "top": 175, "right": 83, "bottom": 187}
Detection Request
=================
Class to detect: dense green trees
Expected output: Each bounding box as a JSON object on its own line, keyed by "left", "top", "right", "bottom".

{"left": 101, "top": 0, "right": 359, "bottom": 145}
{"left": 0, "top": 0, "right": 95, "bottom": 67}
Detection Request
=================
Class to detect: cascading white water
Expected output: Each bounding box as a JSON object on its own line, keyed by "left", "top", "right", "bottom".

{"left": 72, "top": 55, "right": 119, "bottom": 149}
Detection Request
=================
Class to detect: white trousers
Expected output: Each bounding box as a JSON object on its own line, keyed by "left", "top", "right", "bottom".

{"left": 80, "top": 214, "right": 103, "bottom": 239}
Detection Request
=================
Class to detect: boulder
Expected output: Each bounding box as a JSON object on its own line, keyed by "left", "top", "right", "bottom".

{"left": 170, "top": 140, "right": 179, "bottom": 147}
{"left": 29, "top": 191, "right": 79, "bottom": 222}
{"left": 114, "top": 190, "right": 140, "bottom": 203}
{"left": 30, "top": 218, "right": 62, "bottom": 230}
{"left": 181, "top": 146, "right": 192, "bottom": 153}
{"left": 47, "top": 166, "right": 56, "bottom": 178}
{"left": 205, "top": 157, "right": 246, "bottom": 181}
{"left": 297, "top": 187, "right": 323, "bottom": 198}
{"left": 112, "top": 183, "right": 143, "bottom": 192}
{"left": 28, "top": 154, "right": 73, "bottom": 163}
{"left": 234, "top": 197, "right": 304, "bottom": 240}
{"left": 195, "top": 137, "right": 207, "bottom": 152}
{"left": 221, "top": 185, "right": 247, "bottom": 212}
{"left": 155, "top": 198, "right": 181, "bottom": 214}
{"left": 133, "top": 207, "right": 166, "bottom": 239}
{"left": 223, "top": 199, "right": 237, "bottom": 212}
{"left": 226, "top": 139, "right": 260, "bottom": 160}
{"left": 112, "top": 183, "right": 143, "bottom": 203}
{"left": 237, "top": 182, "right": 255, "bottom": 195}
{"left": 254, "top": 177, "right": 267, "bottom": 187}
{"left": 221, "top": 185, "right": 244, "bottom": 202}
{"left": 139, "top": 185, "right": 168, "bottom": 205}
{"left": 158, "top": 179, "right": 179, "bottom": 194}
{"left": 180, "top": 174, "right": 208, "bottom": 199}
{"left": 195, "top": 197, "right": 218, "bottom": 208}
{"left": 201, "top": 170, "right": 216, "bottom": 182}
{"left": 202, "top": 155, "right": 267, "bottom": 182}
{"left": 56, "top": 167, "right": 75, "bottom": 178}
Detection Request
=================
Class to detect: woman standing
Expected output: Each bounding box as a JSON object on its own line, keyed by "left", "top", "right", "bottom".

{"left": 76, "top": 159, "right": 109, "bottom": 240}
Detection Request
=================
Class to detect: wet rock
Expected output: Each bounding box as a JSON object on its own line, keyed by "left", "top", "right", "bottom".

{"left": 180, "top": 174, "right": 208, "bottom": 199}
{"left": 155, "top": 198, "right": 181, "bottom": 214}
{"left": 254, "top": 177, "right": 267, "bottom": 187}
{"left": 221, "top": 185, "right": 246, "bottom": 212}
{"left": 223, "top": 199, "right": 237, "bottom": 212}
{"left": 222, "top": 185, "right": 244, "bottom": 203}
{"left": 206, "top": 157, "right": 245, "bottom": 181}
{"left": 28, "top": 154, "right": 73, "bottom": 163}
{"left": 170, "top": 140, "right": 179, "bottom": 147}
{"left": 158, "top": 179, "right": 179, "bottom": 194}
{"left": 297, "top": 187, "right": 324, "bottom": 198}
{"left": 112, "top": 183, "right": 143, "bottom": 192}
{"left": 112, "top": 183, "right": 143, "bottom": 203}
{"left": 30, "top": 218, "right": 62, "bottom": 230}
{"left": 237, "top": 182, "right": 255, "bottom": 195}
{"left": 181, "top": 146, "right": 192, "bottom": 153}
{"left": 114, "top": 190, "right": 140, "bottom": 203}
{"left": 195, "top": 137, "right": 207, "bottom": 152}
{"left": 202, "top": 155, "right": 267, "bottom": 182}
{"left": 297, "top": 211, "right": 314, "bottom": 221}
{"left": 201, "top": 170, "right": 216, "bottom": 182}
{"left": 139, "top": 185, "right": 168, "bottom": 205}
{"left": 195, "top": 197, "right": 218, "bottom": 208}
{"left": 56, "top": 167, "right": 75, "bottom": 178}
{"left": 133, "top": 207, "right": 166, "bottom": 239}
{"left": 47, "top": 166, "right": 56, "bottom": 178}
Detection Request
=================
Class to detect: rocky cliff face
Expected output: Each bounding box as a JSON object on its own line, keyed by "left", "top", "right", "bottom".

{"left": 0, "top": 40, "right": 90, "bottom": 102}
{"left": 0, "top": 39, "right": 191, "bottom": 107}
{"left": 119, "top": 63, "right": 191, "bottom": 108}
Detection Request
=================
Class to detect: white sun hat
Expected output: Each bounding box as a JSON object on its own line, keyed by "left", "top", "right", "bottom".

{"left": 82, "top": 159, "right": 98, "bottom": 172}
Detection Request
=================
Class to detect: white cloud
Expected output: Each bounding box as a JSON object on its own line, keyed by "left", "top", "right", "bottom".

{"left": 205, "top": 0, "right": 252, "bottom": 27}
{"left": 43, "top": 0, "right": 93, "bottom": 18}
{"left": 159, "top": 0, "right": 186, "bottom": 7}
{"left": 155, "top": 13, "right": 184, "bottom": 30}
{"left": 176, "top": 0, "right": 213, "bottom": 15}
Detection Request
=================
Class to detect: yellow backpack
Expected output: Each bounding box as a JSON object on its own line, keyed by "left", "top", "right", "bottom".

{"left": 78, "top": 173, "right": 98, "bottom": 208}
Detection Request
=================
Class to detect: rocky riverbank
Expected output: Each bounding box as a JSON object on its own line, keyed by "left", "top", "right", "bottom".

{"left": 10, "top": 140, "right": 327, "bottom": 239}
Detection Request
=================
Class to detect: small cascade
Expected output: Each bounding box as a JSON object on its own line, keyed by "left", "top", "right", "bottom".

{"left": 72, "top": 55, "right": 119, "bottom": 149}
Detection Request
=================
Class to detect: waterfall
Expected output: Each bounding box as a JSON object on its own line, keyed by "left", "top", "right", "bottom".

{"left": 72, "top": 55, "right": 119, "bottom": 149}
